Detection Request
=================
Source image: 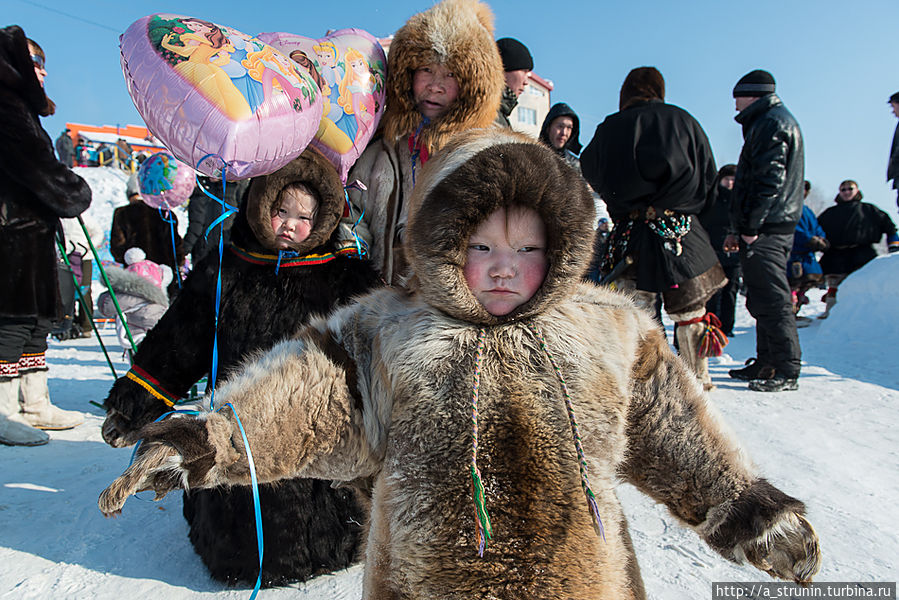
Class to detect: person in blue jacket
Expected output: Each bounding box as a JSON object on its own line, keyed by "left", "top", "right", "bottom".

{"left": 787, "top": 181, "right": 828, "bottom": 318}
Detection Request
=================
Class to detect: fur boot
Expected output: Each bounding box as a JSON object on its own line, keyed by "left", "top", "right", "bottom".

{"left": 0, "top": 377, "right": 49, "bottom": 445}
{"left": 674, "top": 308, "right": 713, "bottom": 390}
{"left": 818, "top": 288, "right": 837, "bottom": 320}
{"left": 18, "top": 370, "right": 83, "bottom": 430}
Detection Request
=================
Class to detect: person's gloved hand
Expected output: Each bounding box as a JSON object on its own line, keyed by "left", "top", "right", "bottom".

{"left": 807, "top": 236, "right": 829, "bottom": 252}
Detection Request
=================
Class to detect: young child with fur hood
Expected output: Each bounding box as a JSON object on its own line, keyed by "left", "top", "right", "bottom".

{"left": 100, "top": 130, "right": 821, "bottom": 599}
{"left": 98, "top": 148, "right": 381, "bottom": 587}
{"left": 96, "top": 248, "right": 172, "bottom": 349}
{"left": 335, "top": 0, "right": 505, "bottom": 285}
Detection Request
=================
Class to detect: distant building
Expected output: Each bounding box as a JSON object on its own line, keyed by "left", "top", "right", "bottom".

{"left": 509, "top": 73, "right": 553, "bottom": 138}
{"left": 66, "top": 123, "right": 166, "bottom": 156}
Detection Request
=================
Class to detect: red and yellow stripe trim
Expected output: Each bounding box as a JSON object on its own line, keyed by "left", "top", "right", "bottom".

{"left": 126, "top": 365, "right": 179, "bottom": 408}
{"left": 230, "top": 244, "right": 359, "bottom": 267}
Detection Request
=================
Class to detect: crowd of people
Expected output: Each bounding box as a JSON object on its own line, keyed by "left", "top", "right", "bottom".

{"left": 10, "top": 0, "right": 899, "bottom": 594}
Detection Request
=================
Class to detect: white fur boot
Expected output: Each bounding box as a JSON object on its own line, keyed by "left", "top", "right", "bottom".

{"left": 18, "top": 370, "right": 83, "bottom": 430}
{"left": 0, "top": 377, "right": 49, "bottom": 446}
{"left": 675, "top": 321, "right": 714, "bottom": 391}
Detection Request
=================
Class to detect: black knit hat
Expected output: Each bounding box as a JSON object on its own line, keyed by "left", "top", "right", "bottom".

{"left": 496, "top": 37, "right": 533, "bottom": 72}
{"left": 733, "top": 70, "right": 776, "bottom": 98}
{"left": 889, "top": 92, "right": 899, "bottom": 104}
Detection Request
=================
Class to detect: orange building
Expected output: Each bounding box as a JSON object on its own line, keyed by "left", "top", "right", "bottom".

{"left": 64, "top": 123, "right": 166, "bottom": 155}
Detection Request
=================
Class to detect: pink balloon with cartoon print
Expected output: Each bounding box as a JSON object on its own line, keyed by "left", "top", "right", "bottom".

{"left": 120, "top": 14, "right": 324, "bottom": 180}
{"left": 258, "top": 29, "right": 387, "bottom": 182}
{"left": 137, "top": 152, "right": 196, "bottom": 209}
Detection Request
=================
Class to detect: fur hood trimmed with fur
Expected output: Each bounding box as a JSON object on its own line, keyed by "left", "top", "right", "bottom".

{"left": 406, "top": 129, "right": 596, "bottom": 325}
{"left": 381, "top": 0, "right": 504, "bottom": 154}
{"left": 245, "top": 147, "right": 347, "bottom": 253}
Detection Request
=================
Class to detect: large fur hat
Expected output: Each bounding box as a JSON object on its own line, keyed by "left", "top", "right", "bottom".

{"left": 0, "top": 25, "right": 54, "bottom": 116}
{"left": 245, "top": 147, "right": 346, "bottom": 253}
{"left": 382, "top": 0, "right": 504, "bottom": 154}
{"left": 405, "top": 129, "right": 596, "bottom": 326}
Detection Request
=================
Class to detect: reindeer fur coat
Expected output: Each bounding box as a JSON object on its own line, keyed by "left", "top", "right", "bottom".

{"left": 101, "top": 131, "right": 820, "bottom": 598}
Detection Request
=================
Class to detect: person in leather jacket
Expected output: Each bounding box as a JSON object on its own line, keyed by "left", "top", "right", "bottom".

{"left": 724, "top": 70, "right": 804, "bottom": 392}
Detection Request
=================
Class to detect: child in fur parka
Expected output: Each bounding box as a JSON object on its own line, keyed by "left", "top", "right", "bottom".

{"left": 100, "top": 130, "right": 821, "bottom": 599}
{"left": 335, "top": 0, "right": 505, "bottom": 285}
{"left": 99, "top": 148, "right": 381, "bottom": 587}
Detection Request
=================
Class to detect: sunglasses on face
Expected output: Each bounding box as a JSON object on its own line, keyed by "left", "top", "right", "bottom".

{"left": 840, "top": 187, "right": 855, "bottom": 192}
{"left": 31, "top": 54, "right": 45, "bottom": 69}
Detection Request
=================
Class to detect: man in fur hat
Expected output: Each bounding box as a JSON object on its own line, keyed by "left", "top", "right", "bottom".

{"left": 723, "top": 69, "right": 804, "bottom": 392}
{"left": 580, "top": 66, "right": 726, "bottom": 391}
{"left": 335, "top": 0, "right": 505, "bottom": 285}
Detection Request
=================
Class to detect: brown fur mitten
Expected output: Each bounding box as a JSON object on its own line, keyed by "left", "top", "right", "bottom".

{"left": 98, "top": 413, "right": 240, "bottom": 517}
{"left": 702, "top": 479, "right": 822, "bottom": 584}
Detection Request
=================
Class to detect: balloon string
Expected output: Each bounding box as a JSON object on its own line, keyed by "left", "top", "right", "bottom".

{"left": 157, "top": 205, "right": 182, "bottom": 289}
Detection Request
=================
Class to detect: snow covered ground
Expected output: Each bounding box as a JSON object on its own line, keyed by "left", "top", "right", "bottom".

{"left": 1, "top": 168, "right": 896, "bottom": 598}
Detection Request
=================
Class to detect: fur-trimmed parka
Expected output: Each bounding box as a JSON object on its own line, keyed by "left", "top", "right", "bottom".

{"left": 335, "top": 0, "right": 505, "bottom": 284}
{"left": 101, "top": 131, "right": 821, "bottom": 598}
{"left": 0, "top": 25, "right": 91, "bottom": 319}
{"left": 100, "top": 148, "right": 381, "bottom": 587}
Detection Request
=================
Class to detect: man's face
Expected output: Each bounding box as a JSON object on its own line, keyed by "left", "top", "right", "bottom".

{"left": 547, "top": 116, "right": 574, "bottom": 150}
{"left": 504, "top": 69, "right": 530, "bottom": 97}
{"left": 735, "top": 96, "right": 758, "bottom": 112}
{"left": 412, "top": 63, "right": 459, "bottom": 120}
{"left": 891, "top": 102, "right": 899, "bottom": 118}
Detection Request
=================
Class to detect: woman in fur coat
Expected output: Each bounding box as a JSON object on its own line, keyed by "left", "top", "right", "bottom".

{"left": 101, "top": 130, "right": 821, "bottom": 598}
{"left": 0, "top": 26, "right": 91, "bottom": 446}
{"left": 99, "top": 148, "right": 381, "bottom": 586}
{"left": 334, "top": 0, "right": 505, "bottom": 285}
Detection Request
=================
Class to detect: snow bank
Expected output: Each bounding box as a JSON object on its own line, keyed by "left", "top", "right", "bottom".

{"left": 804, "top": 253, "right": 899, "bottom": 388}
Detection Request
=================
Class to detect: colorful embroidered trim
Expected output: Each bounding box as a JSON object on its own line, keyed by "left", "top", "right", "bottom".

{"left": 0, "top": 360, "right": 18, "bottom": 378}
{"left": 126, "top": 365, "right": 179, "bottom": 408}
{"left": 17, "top": 352, "right": 46, "bottom": 372}
{"left": 230, "top": 244, "right": 358, "bottom": 267}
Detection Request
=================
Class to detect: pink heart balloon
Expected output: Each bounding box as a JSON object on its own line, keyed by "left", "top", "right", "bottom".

{"left": 120, "top": 14, "right": 324, "bottom": 180}
{"left": 258, "top": 29, "right": 387, "bottom": 182}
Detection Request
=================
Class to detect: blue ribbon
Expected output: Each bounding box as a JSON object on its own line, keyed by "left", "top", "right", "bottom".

{"left": 343, "top": 183, "right": 369, "bottom": 259}
{"left": 127, "top": 401, "right": 264, "bottom": 600}
{"left": 157, "top": 206, "right": 182, "bottom": 289}
{"left": 409, "top": 117, "right": 429, "bottom": 186}
{"left": 275, "top": 249, "right": 302, "bottom": 275}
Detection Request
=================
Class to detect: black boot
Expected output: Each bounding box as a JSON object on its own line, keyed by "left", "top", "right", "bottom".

{"left": 748, "top": 371, "right": 799, "bottom": 392}
{"left": 728, "top": 357, "right": 769, "bottom": 381}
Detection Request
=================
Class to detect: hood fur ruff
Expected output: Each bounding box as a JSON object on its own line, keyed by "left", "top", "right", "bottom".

{"left": 406, "top": 129, "right": 596, "bottom": 325}
{"left": 246, "top": 147, "right": 346, "bottom": 253}
{"left": 102, "top": 266, "right": 169, "bottom": 307}
{"left": 382, "top": 0, "right": 504, "bottom": 154}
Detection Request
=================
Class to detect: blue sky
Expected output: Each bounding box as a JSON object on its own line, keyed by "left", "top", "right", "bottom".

{"left": 8, "top": 0, "right": 898, "bottom": 215}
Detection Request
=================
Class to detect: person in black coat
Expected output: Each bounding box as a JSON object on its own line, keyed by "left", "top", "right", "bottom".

{"left": 183, "top": 176, "right": 250, "bottom": 267}
{"left": 110, "top": 174, "right": 186, "bottom": 294}
{"left": 580, "top": 66, "right": 725, "bottom": 390}
{"left": 0, "top": 27, "right": 91, "bottom": 446}
{"left": 888, "top": 92, "right": 899, "bottom": 211}
{"left": 100, "top": 148, "right": 381, "bottom": 587}
{"left": 723, "top": 70, "right": 804, "bottom": 392}
{"left": 538, "top": 102, "right": 582, "bottom": 170}
{"left": 817, "top": 180, "right": 899, "bottom": 318}
{"left": 699, "top": 164, "right": 740, "bottom": 336}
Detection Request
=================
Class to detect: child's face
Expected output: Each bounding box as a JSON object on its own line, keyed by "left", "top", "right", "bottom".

{"left": 463, "top": 207, "right": 549, "bottom": 316}
{"left": 412, "top": 63, "right": 459, "bottom": 120}
{"left": 271, "top": 187, "right": 317, "bottom": 249}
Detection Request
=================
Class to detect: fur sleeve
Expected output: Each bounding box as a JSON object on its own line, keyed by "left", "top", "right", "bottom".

{"left": 192, "top": 301, "right": 386, "bottom": 487}
{"left": 620, "top": 327, "right": 757, "bottom": 526}
{"left": 619, "top": 327, "right": 820, "bottom": 582}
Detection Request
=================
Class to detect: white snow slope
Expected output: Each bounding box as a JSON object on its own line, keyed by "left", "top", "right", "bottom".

{"left": 1, "top": 168, "right": 896, "bottom": 598}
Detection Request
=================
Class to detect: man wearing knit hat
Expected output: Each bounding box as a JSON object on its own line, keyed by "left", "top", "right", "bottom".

{"left": 887, "top": 92, "right": 899, "bottom": 210}
{"left": 494, "top": 37, "right": 533, "bottom": 128}
{"left": 723, "top": 69, "right": 805, "bottom": 392}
